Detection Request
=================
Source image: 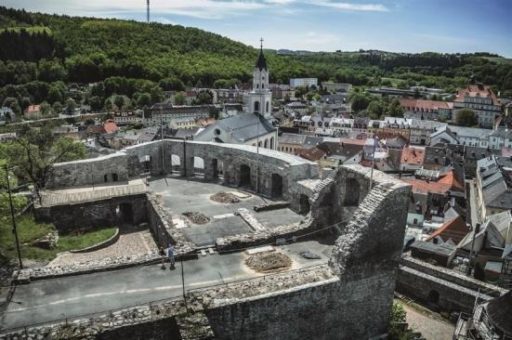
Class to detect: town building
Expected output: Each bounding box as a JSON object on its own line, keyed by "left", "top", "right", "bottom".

{"left": 475, "top": 156, "right": 512, "bottom": 221}
{"left": 289, "top": 78, "right": 318, "bottom": 89}
{"left": 195, "top": 42, "right": 277, "bottom": 149}
{"left": 400, "top": 98, "right": 453, "bottom": 121}
{"left": 24, "top": 104, "right": 41, "bottom": 120}
{"left": 453, "top": 84, "right": 501, "bottom": 129}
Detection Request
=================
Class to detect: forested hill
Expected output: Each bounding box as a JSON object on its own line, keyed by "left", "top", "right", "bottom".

{"left": 0, "top": 6, "right": 511, "bottom": 96}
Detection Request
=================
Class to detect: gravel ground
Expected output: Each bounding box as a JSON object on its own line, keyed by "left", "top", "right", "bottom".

{"left": 400, "top": 301, "right": 455, "bottom": 340}
{"left": 49, "top": 229, "right": 157, "bottom": 267}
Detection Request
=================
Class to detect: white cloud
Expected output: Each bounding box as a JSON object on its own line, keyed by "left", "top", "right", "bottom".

{"left": 309, "top": 1, "right": 389, "bottom": 12}
{"left": 3, "top": 0, "right": 270, "bottom": 20}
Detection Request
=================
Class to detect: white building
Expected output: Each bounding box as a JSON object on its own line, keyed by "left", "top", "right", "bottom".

{"left": 247, "top": 43, "right": 272, "bottom": 118}
{"left": 290, "top": 78, "right": 318, "bottom": 89}
{"left": 195, "top": 42, "right": 277, "bottom": 149}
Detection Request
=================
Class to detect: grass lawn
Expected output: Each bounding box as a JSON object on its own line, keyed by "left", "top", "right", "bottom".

{"left": 0, "top": 214, "right": 116, "bottom": 262}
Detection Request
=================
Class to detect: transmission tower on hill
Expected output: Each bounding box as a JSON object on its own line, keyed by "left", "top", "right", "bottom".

{"left": 146, "top": 0, "right": 150, "bottom": 23}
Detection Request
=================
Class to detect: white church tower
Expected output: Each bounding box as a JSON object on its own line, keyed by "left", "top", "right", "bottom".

{"left": 248, "top": 39, "right": 272, "bottom": 118}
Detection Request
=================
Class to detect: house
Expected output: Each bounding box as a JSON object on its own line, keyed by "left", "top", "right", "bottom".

{"left": 278, "top": 133, "right": 307, "bottom": 154}
{"left": 285, "top": 102, "right": 309, "bottom": 116}
{"left": 429, "top": 126, "right": 459, "bottom": 146}
{"left": 145, "top": 103, "right": 211, "bottom": 125}
{"left": 400, "top": 98, "right": 453, "bottom": 121}
{"left": 409, "top": 119, "right": 447, "bottom": 145}
{"left": 24, "top": 105, "right": 41, "bottom": 120}
{"left": 321, "top": 82, "right": 352, "bottom": 93}
{"left": 449, "top": 126, "right": 491, "bottom": 148}
{"left": 475, "top": 156, "right": 512, "bottom": 220}
{"left": 453, "top": 84, "right": 501, "bottom": 129}
{"left": 103, "top": 119, "right": 119, "bottom": 135}
{"left": 454, "top": 291, "right": 512, "bottom": 340}
{"left": 0, "top": 107, "right": 14, "bottom": 125}
{"left": 400, "top": 146, "right": 426, "bottom": 171}
{"left": 289, "top": 78, "right": 318, "bottom": 89}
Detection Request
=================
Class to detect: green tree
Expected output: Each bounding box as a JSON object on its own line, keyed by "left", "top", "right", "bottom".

{"left": 2, "top": 97, "right": 21, "bottom": 115}
{"left": 174, "top": 92, "right": 186, "bottom": 105}
{"left": 351, "top": 93, "right": 370, "bottom": 113}
{"left": 40, "top": 101, "right": 52, "bottom": 116}
{"left": 5, "top": 127, "right": 86, "bottom": 200}
{"left": 52, "top": 101, "right": 63, "bottom": 114}
{"left": 456, "top": 109, "right": 478, "bottom": 127}
{"left": 65, "top": 98, "right": 76, "bottom": 115}
{"left": 367, "top": 100, "right": 385, "bottom": 119}
{"left": 159, "top": 77, "right": 185, "bottom": 91}
{"left": 194, "top": 91, "right": 213, "bottom": 105}
{"left": 387, "top": 98, "right": 405, "bottom": 117}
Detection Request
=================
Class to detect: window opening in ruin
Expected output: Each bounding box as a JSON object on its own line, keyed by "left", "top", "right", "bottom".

{"left": 239, "top": 164, "right": 251, "bottom": 188}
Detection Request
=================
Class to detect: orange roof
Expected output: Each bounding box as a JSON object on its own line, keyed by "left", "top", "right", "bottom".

{"left": 400, "top": 147, "right": 425, "bottom": 166}
{"left": 26, "top": 105, "right": 41, "bottom": 113}
{"left": 103, "top": 119, "right": 119, "bottom": 134}
{"left": 399, "top": 99, "right": 451, "bottom": 111}
{"left": 340, "top": 138, "right": 367, "bottom": 146}
{"left": 438, "top": 170, "right": 464, "bottom": 191}
{"left": 297, "top": 147, "right": 325, "bottom": 161}
{"left": 403, "top": 170, "right": 463, "bottom": 195}
{"left": 426, "top": 216, "right": 469, "bottom": 244}
{"left": 454, "top": 84, "right": 498, "bottom": 105}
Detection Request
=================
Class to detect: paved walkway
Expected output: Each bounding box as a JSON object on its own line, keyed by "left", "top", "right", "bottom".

{"left": 2, "top": 240, "right": 332, "bottom": 330}
{"left": 401, "top": 302, "right": 455, "bottom": 340}
{"left": 49, "top": 229, "right": 158, "bottom": 267}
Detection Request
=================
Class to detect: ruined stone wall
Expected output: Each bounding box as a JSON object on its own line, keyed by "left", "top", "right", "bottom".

{"left": 35, "top": 195, "right": 147, "bottom": 232}
{"left": 46, "top": 140, "right": 319, "bottom": 202}
{"left": 396, "top": 255, "right": 505, "bottom": 314}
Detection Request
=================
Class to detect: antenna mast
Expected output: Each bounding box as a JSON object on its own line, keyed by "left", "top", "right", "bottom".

{"left": 146, "top": 0, "right": 150, "bottom": 23}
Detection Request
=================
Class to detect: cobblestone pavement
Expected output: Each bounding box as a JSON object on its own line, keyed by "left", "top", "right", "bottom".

{"left": 400, "top": 301, "right": 455, "bottom": 340}
{"left": 49, "top": 228, "right": 158, "bottom": 267}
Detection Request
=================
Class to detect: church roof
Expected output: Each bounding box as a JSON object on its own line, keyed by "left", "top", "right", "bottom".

{"left": 255, "top": 47, "right": 267, "bottom": 71}
{"left": 197, "top": 113, "right": 275, "bottom": 143}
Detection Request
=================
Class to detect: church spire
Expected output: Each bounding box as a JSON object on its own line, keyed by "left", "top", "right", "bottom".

{"left": 255, "top": 37, "right": 267, "bottom": 71}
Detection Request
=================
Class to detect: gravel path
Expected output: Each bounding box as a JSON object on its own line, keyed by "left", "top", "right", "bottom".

{"left": 400, "top": 301, "right": 455, "bottom": 340}
{"left": 49, "top": 229, "right": 157, "bottom": 267}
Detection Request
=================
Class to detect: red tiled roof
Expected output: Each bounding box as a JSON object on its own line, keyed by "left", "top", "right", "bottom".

{"left": 103, "top": 119, "right": 119, "bottom": 134}
{"left": 454, "top": 84, "right": 498, "bottom": 104}
{"left": 399, "top": 99, "right": 451, "bottom": 112}
{"left": 297, "top": 147, "right": 326, "bottom": 161}
{"left": 426, "top": 216, "right": 469, "bottom": 245}
{"left": 402, "top": 170, "right": 463, "bottom": 195}
{"left": 400, "top": 147, "right": 425, "bottom": 166}
{"left": 26, "top": 105, "right": 41, "bottom": 113}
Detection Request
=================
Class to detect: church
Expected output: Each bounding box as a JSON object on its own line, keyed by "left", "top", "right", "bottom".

{"left": 195, "top": 41, "right": 278, "bottom": 150}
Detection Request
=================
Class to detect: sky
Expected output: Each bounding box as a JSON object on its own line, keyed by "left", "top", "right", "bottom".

{"left": 3, "top": 0, "right": 512, "bottom": 56}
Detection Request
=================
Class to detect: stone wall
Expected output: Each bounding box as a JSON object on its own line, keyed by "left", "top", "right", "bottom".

{"left": 396, "top": 255, "right": 506, "bottom": 314}
{"left": 46, "top": 140, "right": 319, "bottom": 202}
{"left": 35, "top": 194, "right": 147, "bottom": 232}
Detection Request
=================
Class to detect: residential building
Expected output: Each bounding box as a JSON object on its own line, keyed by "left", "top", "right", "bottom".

{"left": 455, "top": 291, "right": 512, "bottom": 340}
{"left": 285, "top": 102, "right": 309, "bottom": 116}
{"left": 290, "top": 78, "right": 318, "bottom": 89}
{"left": 0, "top": 107, "right": 14, "bottom": 125}
{"left": 145, "top": 104, "right": 211, "bottom": 125}
{"left": 321, "top": 82, "right": 352, "bottom": 93}
{"left": 24, "top": 104, "right": 41, "bottom": 120}
{"left": 400, "top": 98, "right": 453, "bottom": 120}
{"left": 453, "top": 84, "right": 501, "bottom": 129}
{"left": 400, "top": 146, "right": 425, "bottom": 171}
{"left": 475, "top": 156, "right": 512, "bottom": 220}
{"left": 409, "top": 119, "right": 446, "bottom": 145}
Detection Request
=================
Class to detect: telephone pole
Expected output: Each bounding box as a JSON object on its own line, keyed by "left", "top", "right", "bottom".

{"left": 4, "top": 165, "right": 23, "bottom": 269}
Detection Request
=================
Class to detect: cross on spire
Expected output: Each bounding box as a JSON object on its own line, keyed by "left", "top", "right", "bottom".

{"left": 260, "top": 37, "right": 264, "bottom": 50}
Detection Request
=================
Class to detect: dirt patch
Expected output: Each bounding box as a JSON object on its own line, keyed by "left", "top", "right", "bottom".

{"left": 210, "top": 192, "right": 240, "bottom": 204}
{"left": 245, "top": 252, "right": 292, "bottom": 273}
{"left": 183, "top": 212, "right": 210, "bottom": 224}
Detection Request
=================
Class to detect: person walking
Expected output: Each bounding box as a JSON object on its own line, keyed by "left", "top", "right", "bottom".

{"left": 167, "top": 243, "right": 176, "bottom": 269}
